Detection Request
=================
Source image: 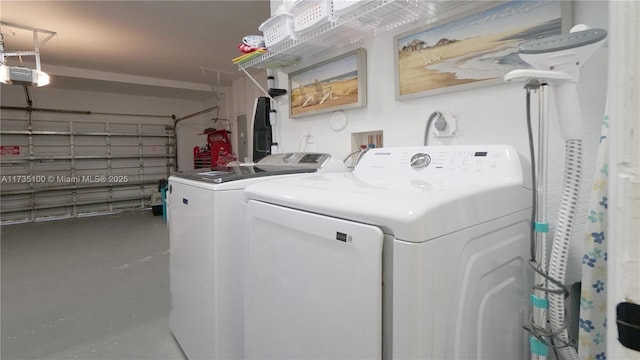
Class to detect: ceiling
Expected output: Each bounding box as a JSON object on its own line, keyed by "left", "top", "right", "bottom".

{"left": 0, "top": 1, "right": 272, "bottom": 99}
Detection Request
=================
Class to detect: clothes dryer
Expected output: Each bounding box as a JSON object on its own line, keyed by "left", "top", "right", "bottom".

{"left": 243, "top": 145, "right": 533, "bottom": 359}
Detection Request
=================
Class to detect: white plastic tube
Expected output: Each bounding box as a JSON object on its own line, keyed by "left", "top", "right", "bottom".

{"left": 547, "top": 139, "right": 582, "bottom": 360}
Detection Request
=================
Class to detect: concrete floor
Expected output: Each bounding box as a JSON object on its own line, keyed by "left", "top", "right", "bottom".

{"left": 1, "top": 210, "right": 186, "bottom": 360}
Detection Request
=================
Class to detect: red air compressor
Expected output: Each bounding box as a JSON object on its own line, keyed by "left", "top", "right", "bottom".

{"left": 193, "top": 128, "right": 235, "bottom": 169}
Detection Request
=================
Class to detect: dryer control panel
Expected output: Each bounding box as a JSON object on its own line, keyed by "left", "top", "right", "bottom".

{"left": 354, "top": 145, "right": 524, "bottom": 185}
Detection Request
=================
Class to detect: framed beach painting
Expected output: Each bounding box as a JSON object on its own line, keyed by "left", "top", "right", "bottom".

{"left": 394, "top": 0, "right": 569, "bottom": 100}
{"left": 289, "top": 48, "right": 367, "bottom": 118}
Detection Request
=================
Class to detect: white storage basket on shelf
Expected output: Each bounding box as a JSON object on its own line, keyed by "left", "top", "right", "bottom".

{"left": 291, "top": 0, "right": 334, "bottom": 32}
{"left": 259, "top": 12, "right": 296, "bottom": 48}
{"left": 333, "top": 0, "right": 370, "bottom": 15}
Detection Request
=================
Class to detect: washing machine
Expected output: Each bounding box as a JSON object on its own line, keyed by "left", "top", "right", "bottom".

{"left": 168, "top": 153, "right": 347, "bottom": 360}
{"left": 243, "top": 145, "right": 533, "bottom": 359}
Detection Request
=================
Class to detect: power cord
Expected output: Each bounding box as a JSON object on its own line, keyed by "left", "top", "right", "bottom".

{"left": 424, "top": 111, "right": 445, "bottom": 145}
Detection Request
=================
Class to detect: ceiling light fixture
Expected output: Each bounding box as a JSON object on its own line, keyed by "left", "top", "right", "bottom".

{"left": 0, "top": 21, "right": 56, "bottom": 87}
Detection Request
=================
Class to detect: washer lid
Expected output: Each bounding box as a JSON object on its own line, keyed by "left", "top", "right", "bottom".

{"left": 171, "top": 165, "right": 317, "bottom": 184}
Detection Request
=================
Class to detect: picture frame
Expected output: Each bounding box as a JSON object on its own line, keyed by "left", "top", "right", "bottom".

{"left": 394, "top": 0, "right": 570, "bottom": 100}
{"left": 289, "top": 48, "right": 367, "bottom": 118}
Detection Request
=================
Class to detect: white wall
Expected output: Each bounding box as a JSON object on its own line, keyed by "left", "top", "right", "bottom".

{"left": 252, "top": 0, "right": 609, "bottom": 284}
{"left": 231, "top": 72, "right": 268, "bottom": 162}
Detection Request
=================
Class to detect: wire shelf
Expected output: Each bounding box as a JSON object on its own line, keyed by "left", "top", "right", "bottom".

{"left": 238, "top": 0, "right": 474, "bottom": 70}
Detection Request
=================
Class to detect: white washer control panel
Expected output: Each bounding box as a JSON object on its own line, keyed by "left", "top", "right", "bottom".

{"left": 258, "top": 152, "right": 331, "bottom": 167}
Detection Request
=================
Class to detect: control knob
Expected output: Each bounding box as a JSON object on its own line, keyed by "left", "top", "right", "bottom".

{"left": 410, "top": 153, "right": 431, "bottom": 169}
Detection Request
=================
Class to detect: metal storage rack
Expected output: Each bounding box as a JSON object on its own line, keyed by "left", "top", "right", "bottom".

{"left": 238, "top": 0, "right": 474, "bottom": 71}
